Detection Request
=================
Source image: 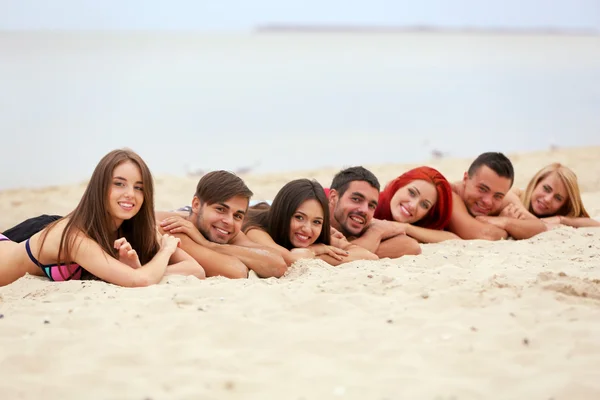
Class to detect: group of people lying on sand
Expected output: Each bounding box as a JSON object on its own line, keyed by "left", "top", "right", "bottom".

{"left": 0, "top": 149, "right": 597, "bottom": 287}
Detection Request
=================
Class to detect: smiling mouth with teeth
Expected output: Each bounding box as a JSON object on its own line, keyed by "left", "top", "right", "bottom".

{"left": 401, "top": 205, "right": 413, "bottom": 217}
{"left": 119, "top": 202, "right": 134, "bottom": 210}
{"left": 214, "top": 227, "right": 230, "bottom": 235}
{"left": 295, "top": 233, "right": 310, "bottom": 241}
{"left": 349, "top": 215, "right": 364, "bottom": 224}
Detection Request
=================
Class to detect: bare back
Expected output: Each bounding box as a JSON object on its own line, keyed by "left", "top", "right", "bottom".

{"left": 1, "top": 218, "right": 82, "bottom": 283}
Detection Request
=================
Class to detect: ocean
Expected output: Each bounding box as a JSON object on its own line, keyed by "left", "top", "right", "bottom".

{"left": 0, "top": 31, "right": 599, "bottom": 190}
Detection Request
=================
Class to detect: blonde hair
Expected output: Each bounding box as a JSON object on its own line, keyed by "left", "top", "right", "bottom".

{"left": 520, "top": 163, "right": 589, "bottom": 218}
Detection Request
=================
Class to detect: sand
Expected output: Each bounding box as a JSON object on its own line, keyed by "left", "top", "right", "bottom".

{"left": 1, "top": 146, "right": 599, "bottom": 399}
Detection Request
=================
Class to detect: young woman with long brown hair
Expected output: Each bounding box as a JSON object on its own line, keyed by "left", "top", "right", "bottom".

{"left": 0, "top": 149, "right": 204, "bottom": 287}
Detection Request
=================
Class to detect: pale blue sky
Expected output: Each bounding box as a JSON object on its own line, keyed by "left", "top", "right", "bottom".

{"left": 1, "top": 0, "right": 599, "bottom": 31}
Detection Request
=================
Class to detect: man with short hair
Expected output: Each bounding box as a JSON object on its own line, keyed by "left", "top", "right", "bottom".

{"left": 327, "top": 166, "right": 421, "bottom": 258}
{"left": 449, "top": 152, "right": 546, "bottom": 240}
{"left": 157, "top": 170, "right": 287, "bottom": 278}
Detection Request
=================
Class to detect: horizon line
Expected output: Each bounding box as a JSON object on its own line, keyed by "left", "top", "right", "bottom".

{"left": 255, "top": 24, "right": 600, "bottom": 35}
{"left": 0, "top": 24, "right": 599, "bottom": 35}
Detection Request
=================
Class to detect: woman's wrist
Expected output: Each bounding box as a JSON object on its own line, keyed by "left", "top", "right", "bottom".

{"left": 308, "top": 244, "right": 322, "bottom": 256}
{"left": 157, "top": 247, "right": 174, "bottom": 257}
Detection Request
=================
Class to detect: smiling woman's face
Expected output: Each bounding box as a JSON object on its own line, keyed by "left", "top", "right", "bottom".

{"left": 531, "top": 172, "right": 568, "bottom": 216}
{"left": 389, "top": 179, "right": 437, "bottom": 224}
{"left": 288, "top": 199, "right": 324, "bottom": 248}
{"left": 107, "top": 161, "right": 144, "bottom": 228}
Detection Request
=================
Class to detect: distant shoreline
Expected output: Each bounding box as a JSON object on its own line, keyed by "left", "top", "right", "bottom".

{"left": 1, "top": 27, "right": 597, "bottom": 36}
{"left": 255, "top": 24, "right": 600, "bottom": 36}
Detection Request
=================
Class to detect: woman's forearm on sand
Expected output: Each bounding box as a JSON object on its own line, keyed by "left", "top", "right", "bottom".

{"left": 405, "top": 225, "right": 460, "bottom": 243}
{"left": 560, "top": 217, "right": 600, "bottom": 228}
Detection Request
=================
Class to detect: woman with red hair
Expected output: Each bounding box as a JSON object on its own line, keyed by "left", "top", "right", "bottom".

{"left": 375, "top": 166, "right": 459, "bottom": 243}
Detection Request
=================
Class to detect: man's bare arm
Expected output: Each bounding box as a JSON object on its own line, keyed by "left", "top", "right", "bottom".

{"left": 156, "top": 212, "right": 280, "bottom": 278}
{"left": 404, "top": 224, "right": 460, "bottom": 243}
{"left": 375, "top": 235, "right": 421, "bottom": 259}
{"left": 448, "top": 192, "right": 508, "bottom": 240}
{"left": 476, "top": 216, "right": 547, "bottom": 240}
{"left": 349, "top": 227, "right": 385, "bottom": 253}
{"left": 350, "top": 219, "right": 406, "bottom": 253}
{"left": 501, "top": 191, "right": 538, "bottom": 220}
{"left": 318, "top": 244, "right": 379, "bottom": 265}
{"left": 225, "top": 231, "right": 288, "bottom": 278}
{"left": 159, "top": 228, "right": 249, "bottom": 279}
{"left": 505, "top": 218, "right": 548, "bottom": 239}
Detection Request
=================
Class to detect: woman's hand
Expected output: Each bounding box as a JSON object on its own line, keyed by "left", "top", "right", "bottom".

{"left": 308, "top": 243, "right": 349, "bottom": 261}
{"left": 160, "top": 216, "right": 205, "bottom": 244}
{"left": 541, "top": 216, "right": 562, "bottom": 225}
{"left": 159, "top": 233, "right": 181, "bottom": 256}
{"left": 500, "top": 204, "right": 526, "bottom": 220}
{"left": 114, "top": 237, "right": 142, "bottom": 269}
{"left": 330, "top": 227, "right": 351, "bottom": 249}
{"left": 330, "top": 227, "right": 345, "bottom": 240}
{"left": 541, "top": 216, "right": 562, "bottom": 230}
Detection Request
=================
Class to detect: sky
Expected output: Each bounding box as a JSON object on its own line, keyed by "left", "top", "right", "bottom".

{"left": 1, "top": 0, "right": 599, "bottom": 31}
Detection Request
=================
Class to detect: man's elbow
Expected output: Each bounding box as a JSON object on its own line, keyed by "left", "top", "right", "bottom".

{"left": 479, "top": 230, "right": 508, "bottom": 241}
{"left": 225, "top": 263, "right": 250, "bottom": 279}
{"left": 270, "top": 256, "right": 288, "bottom": 278}
{"left": 186, "top": 259, "right": 206, "bottom": 280}
{"left": 404, "top": 239, "right": 422, "bottom": 255}
{"left": 210, "top": 259, "right": 249, "bottom": 279}
{"left": 191, "top": 264, "right": 206, "bottom": 280}
{"left": 255, "top": 255, "right": 288, "bottom": 278}
{"left": 376, "top": 237, "right": 422, "bottom": 258}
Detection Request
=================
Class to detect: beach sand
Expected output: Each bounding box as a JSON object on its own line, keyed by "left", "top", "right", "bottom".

{"left": 1, "top": 146, "right": 599, "bottom": 399}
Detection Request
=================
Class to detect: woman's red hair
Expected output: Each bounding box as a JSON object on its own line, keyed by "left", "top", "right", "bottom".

{"left": 374, "top": 166, "right": 453, "bottom": 230}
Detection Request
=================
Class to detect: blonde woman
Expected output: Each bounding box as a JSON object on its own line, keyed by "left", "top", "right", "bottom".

{"left": 503, "top": 163, "right": 599, "bottom": 229}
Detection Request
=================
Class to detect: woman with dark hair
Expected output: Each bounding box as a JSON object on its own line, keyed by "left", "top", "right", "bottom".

{"left": 375, "top": 166, "right": 458, "bottom": 243}
{"left": 0, "top": 149, "right": 205, "bottom": 287}
{"left": 243, "top": 179, "right": 377, "bottom": 266}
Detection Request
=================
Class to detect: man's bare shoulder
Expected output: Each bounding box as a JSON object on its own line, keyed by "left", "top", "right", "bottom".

{"left": 155, "top": 210, "right": 188, "bottom": 220}
{"left": 450, "top": 190, "right": 467, "bottom": 211}
{"left": 511, "top": 187, "right": 524, "bottom": 197}
{"left": 451, "top": 181, "right": 463, "bottom": 196}
{"left": 230, "top": 231, "right": 257, "bottom": 247}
